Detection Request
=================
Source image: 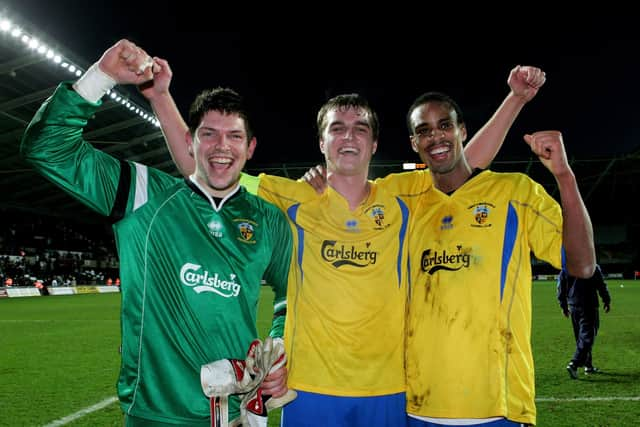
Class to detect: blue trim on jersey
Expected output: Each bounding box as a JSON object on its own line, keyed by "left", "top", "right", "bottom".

{"left": 500, "top": 203, "right": 518, "bottom": 301}
{"left": 396, "top": 197, "right": 410, "bottom": 288}
{"left": 287, "top": 204, "right": 304, "bottom": 281}
{"left": 408, "top": 417, "right": 524, "bottom": 427}
{"left": 561, "top": 245, "right": 567, "bottom": 270}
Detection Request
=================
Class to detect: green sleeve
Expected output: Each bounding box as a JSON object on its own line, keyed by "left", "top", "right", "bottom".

{"left": 269, "top": 294, "right": 287, "bottom": 339}
{"left": 20, "top": 82, "right": 122, "bottom": 216}
{"left": 262, "top": 206, "right": 293, "bottom": 338}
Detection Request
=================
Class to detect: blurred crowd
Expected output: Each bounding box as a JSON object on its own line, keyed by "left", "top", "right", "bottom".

{"left": 0, "top": 210, "right": 118, "bottom": 287}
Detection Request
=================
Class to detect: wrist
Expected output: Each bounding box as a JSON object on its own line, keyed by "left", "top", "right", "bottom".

{"left": 148, "top": 90, "right": 173, "bottom": 105}
{"left": 72, "top": 63, "right": 116, "bottom": 103}
{"left": 507, "top": 90, "right": 529, "bottom": 106}
{"left": 554, "top": 167, "right": 577, "bottom": 186}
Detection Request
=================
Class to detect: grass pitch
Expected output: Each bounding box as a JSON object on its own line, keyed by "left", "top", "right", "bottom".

{"left": 1, "top": 281, "right": 638, "bottom": 426}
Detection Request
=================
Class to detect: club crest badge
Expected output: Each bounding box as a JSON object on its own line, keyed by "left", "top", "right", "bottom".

{"left": 365, "top": 204, "right": 388, "bottom": 230}
{"left": 234, "top": 219, "right": 258, "bottom": 244}
{"left": 469, "top": 202, "right": 495, "bottom": 228}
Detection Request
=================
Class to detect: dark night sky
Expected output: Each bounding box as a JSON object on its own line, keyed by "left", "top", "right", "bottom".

{"left": 4, "top": 1, "right": 640, "bottom": 167}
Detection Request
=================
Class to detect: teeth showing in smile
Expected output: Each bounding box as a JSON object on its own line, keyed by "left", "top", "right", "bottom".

{"left": 210, "top": 157, "right": 232, "bottom": 165}
{"left": 430, "top": 146, "right": 449, "bottom": 156}
{"left": 339, "top": 147, "right": 358, "bottom": 154}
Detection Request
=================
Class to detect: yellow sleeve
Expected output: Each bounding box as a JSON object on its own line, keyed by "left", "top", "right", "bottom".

{"left": 240, "top": 172, "right": 261, "bottom": 195}
{"left": 241, "top": 172, "right": 319, "bottom": 212}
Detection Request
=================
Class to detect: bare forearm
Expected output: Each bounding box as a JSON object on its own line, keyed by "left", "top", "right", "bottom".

{"left": 465, "top": 92, "right": 526, "bottom": 168}
{"left": 150, "top": 92, "right": 194, "bottom": 176}
{"left": 557, "top": 171, "right": 596, "bottom": 278}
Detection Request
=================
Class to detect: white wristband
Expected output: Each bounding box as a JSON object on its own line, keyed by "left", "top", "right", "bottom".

{"left": 72, "top": 63, "right": 116, "bottom": 103}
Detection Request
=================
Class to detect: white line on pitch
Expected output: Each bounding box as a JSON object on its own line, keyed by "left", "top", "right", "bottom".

{"left": 537, "top": 396, "right": 640, "bottom": 402}
{"left": 42, "top": 396, "right": 118, "bottom": 426}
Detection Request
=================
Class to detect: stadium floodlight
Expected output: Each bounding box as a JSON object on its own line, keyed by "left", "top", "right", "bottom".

{"left": 0, "top": 10, "right": 158, "bottom": 128}
{"left": 0, "top": 17, "right": 11, "bottom": 32}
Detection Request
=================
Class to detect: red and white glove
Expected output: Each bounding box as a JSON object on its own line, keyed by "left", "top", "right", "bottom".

{"left": 200, "top": 337, "right": 296, "bottom": 427}
{"left": 200, "top": 342, "right": 261, "bottom": 427}
{"left": 241, "top": 337, "right": 297, "bottom": 426}
{"left": 202, "top": 357, "right": 259, "bottom": 392}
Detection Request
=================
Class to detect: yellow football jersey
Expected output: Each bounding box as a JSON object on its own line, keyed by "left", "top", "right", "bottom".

{"left": 257, "top": 174, "right": 413, "bottom": 396}
{"left": 405, "top": 170, "right": 563, "bottom": 425}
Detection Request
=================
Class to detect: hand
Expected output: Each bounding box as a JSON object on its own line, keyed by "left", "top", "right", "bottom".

{"left": 200, "top": 358, "right": 254, "bottom": 397}
{"left": 523, "top": 131, "right": 571, "bottom": 178}
{"left": 508, "top": 65, "right": 546, "bottom": 103}
{"left": 241, "top": 337, "right": 297, "bottom": 420}
{"left": 603, "top": 303, "right": 610, "bottom": 313}
{"left": 261, "top": 364, "right": 288, "bottom": 398}
{"left": 138, "top": 57, "right": 172, "bottom": 102}
{"left": 301, "top": 164, "right": 327, "bottom": 194}
{"left": 96, "top": 39, "right": 155, "bottom": 86}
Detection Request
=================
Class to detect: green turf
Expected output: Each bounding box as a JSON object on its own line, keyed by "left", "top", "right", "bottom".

{"left": 1, "top": 281, "right": 638, "bottom": 426}
{"left": 533, "top": 280, "right": 640, "bottom": 426}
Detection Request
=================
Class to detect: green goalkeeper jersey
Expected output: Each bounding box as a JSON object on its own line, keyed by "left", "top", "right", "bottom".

{"left": 21, "top": 83, "right": 293, "bottom": 425}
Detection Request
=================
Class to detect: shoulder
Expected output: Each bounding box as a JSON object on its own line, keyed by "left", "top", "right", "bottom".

{"left": 131, "top": 161, "right": 182, "bottom": 190}
{"left": 257, "top": 173, "right": 318, "bottom": 204}
{"left": 375, "top": 170, "right": 432, "bottom": 196}
{"left": 480, "top": 170, "right": 546, "bottom": 192}
{"left": 482, "top": 170, "right": 529, "bottom": 182}
{"left": 240, "top": 188, "right": 289, "bottom": 220}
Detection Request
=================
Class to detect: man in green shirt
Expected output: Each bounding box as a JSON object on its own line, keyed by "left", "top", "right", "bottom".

{"left": 21, "top": 39, "right": 293, "bottom": 426}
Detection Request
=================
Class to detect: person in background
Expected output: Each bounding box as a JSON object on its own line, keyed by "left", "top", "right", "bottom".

{"left": 558, "top": 264, "right": 611, "bottom": 378}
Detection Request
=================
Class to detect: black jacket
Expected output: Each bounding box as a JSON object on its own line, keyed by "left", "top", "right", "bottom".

{"left": 557, "top": 265, "right": 612, "bottom": 310}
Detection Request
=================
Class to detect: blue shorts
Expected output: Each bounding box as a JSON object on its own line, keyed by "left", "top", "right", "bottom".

{"left": 281, "top": 390, "right": 407, "bottom": 427}
{"left": 408, "top": 417, "right": 528, "bottom": 427}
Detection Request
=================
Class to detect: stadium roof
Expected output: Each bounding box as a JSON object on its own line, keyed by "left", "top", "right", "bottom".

{"left": 0, "top": 15, "right": 171, "bottom": 220}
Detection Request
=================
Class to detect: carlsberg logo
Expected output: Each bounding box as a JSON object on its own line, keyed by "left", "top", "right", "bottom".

{"left": 420, "top": 248, "right": 471, "bottom": 275}
{"left": 180, "top": 263, "right": 241, "bottom": 297}
{"left": 321, "top": 240, "right": 378, "bottom": 268}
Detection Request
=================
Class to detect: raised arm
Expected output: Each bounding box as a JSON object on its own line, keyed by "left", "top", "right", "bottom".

{"left": 139, "top": 59, "right": 195, "bottom": 177}
{"left": 465, "top": 65, "right": 546, "bottom": 168}
{"left": 524, "top": 131, "right": 596, "bottom": 278}
{"left": 20, "top": 39, "right": 157, "bottom": 216}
